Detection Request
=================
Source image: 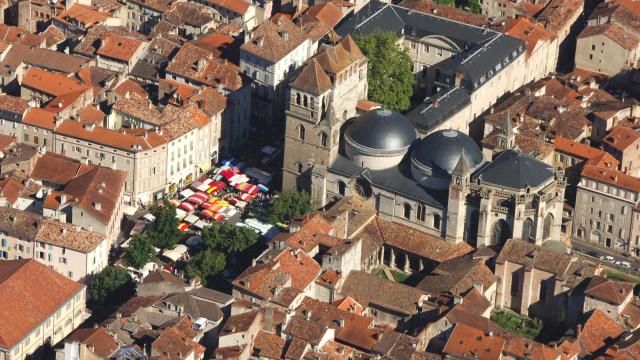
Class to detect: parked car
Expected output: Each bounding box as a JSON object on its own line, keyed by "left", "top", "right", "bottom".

{"left": 600, "top": 255, "right": 615, "bottom": 263}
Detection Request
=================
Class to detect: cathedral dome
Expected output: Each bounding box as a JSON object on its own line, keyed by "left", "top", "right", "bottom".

{"left": 410, "top": 129, "right": 484, "bottom": 189}
{"left": 344, "top": 109, "right": 417, "bottom": 170}
{"left": 345, "top": 109, "right": 417, "bottom": 155}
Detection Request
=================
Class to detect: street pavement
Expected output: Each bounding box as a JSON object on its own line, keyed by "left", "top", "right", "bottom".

{"left": 571, "top": 237, "right": 640, "bottom": 275}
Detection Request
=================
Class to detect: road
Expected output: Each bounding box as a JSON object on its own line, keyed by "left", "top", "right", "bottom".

{"left": 571, "top": 237, "right": 640, "bottom": 275}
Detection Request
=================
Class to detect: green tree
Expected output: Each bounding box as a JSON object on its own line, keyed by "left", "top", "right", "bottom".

{"left": 467, "top": 0, "right": 481, "bottom": 13}
{"left": 88, "top": 266, "right": 135, "bottom": 306}
{"left": 145, "top": 204, "right": 181, "bottom": 248}
{"left": 202, "top": 222, "right": 259, "bottom": 254}
{"left": 124, "top": 235, "right": 155, "bottom": 269}
{"left": 355, "top": 31, "right": 414, "bottom": 111}
{"left": 185, "top": 249, "right": 226, "bottom": 283}
{"left": 268, "top": 189, "right": 312, "bottom": 224}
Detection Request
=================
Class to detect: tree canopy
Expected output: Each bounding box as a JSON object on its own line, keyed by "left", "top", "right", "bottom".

{"left": 145, "top": 204, "right": 181, "bottom": 249}
{"left": 185, "top": 249, "right": 226, "bottom": 283}
{"left": 355, "top": 31, "right": 414, "bottom": 111}
{"left": 88, "top": 266, "right": 135, "bottom": 306}
{"left": 268, "top": 189, "right": 312, "bottom": 224}
{"left": 124, "top": 235, "right": 155, "bottom": 269}
{"left": 201, "top": 221, "right": 259, "bottom": 254}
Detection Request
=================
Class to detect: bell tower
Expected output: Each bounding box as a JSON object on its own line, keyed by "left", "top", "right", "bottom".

{"left": 445, "top": 150, "right": 471, "bottom": 244}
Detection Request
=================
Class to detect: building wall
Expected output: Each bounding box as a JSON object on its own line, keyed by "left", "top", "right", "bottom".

{"left": 0, "top": 233, "right": 107, "bottom": 282}
{"left": 574, "top": 177, "right": 638, "bottom": 253}
{"left": 575, "top": 33, "right": 640, "bottom": 76}
{"left": 1, "top": 289, "right": 86, "bottom": 360}
{"left": 584, "top": 295, "right": 630, "bottom": 318}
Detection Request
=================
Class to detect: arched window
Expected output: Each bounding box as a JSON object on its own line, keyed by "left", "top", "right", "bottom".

{"left": 543, "top": 213, "right": 554, "bottom": 240}
{"left": 490, "top": 219, "right": 510, "bottom": 246}
{"left": 337, "top": 180, "right": 346, "bottom": 196}
{"left": 576, "top": 226, "right": 586, "bottom": 238}
{"left": 522, "top": 218, "right": 535, "bottom": 243}
{"left": 343, "top": 110, "right": 348, "bottom": 121}
{"left": 303, "top": 95, "right": 308, "bottom": 108}
{"left": 296, "top": 93, "right": 301, "bottom": 105}
{"left": 403, "top": 203, "right": 412, "bottom": 219}
{"left": 296, "top": 163, "right": 303, "bottom": 174}
{"left": 416, "top": 204, "right": 426, "bottom": 222}
{"left": 298, "top": 125, "right": 305, "bottom": 140}
{"left": 590, "top": 230, "right": 601, "bottom": 243}
{"left": 433, "top": 214, "right": 441, "bottom": 230}
{"left": 320, "top": 132, "right": 328, "bottom": 147}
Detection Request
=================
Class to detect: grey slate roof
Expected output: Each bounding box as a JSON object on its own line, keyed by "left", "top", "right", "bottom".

{"left": 344, "top": 109, "right": 417, "bottom": 153}
{"left": 406, "top": 87, "right": 471, "bottom": 133}
{"left": 472, "top": 149, "right": 553, "bottom": 189}
{"left": 329, "top": 154, "right": 447, "bottom": 207}
{"left": 411, "top": 129, "right": 483, "bottom": 176}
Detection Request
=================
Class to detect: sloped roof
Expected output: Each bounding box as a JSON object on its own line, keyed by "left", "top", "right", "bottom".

{"left": 473, "top": 149, "right": 554, "bottom": 190}
{"left": 290, "top": 58, "right": 333, "bottom": 96}
{"left": 0, "top": 259, "right": 84, "bottom": 349}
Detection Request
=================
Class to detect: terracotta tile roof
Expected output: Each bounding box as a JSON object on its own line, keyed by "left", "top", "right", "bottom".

{"left": 0, "top": 177, "right": 25, "bottom": 204}
{"left": 241, "top": 18, "right": 308, "bottom": 63}
{"left": 66, "top": 327, "right": 119, "bottom": 358}
{"left": 78, "top": 105, "right": 105, "bottom": 125}
{"left": 443, "top": 322, "right": 506, "bottom": 360}
{"left": 301, "top": 2, "right": 344, "bottom": 28}
{"left": 160, "top": 78, "right": 198, "bottom": 105}
{"left": 166, "top": 43, "right": 244, "bottom": 91}
{"left": 75, "top": 66, "right": 118, "bottom": 87}
{"left": 30, "top": 153, "right": 91, "bottom": 185}
{"left": 63, "top": 165, "right": 126, "bottom": 224}
{"left": 128, "top": 0, "right": 173, "bottom": 12}
{"left": 0, "top": 94, "right": 28, "bottom": 115}
{"left": 190, "top": 31, "right": 239, "bottom": 62}
{"left": 503, "top": 335, "right": 562, "bottom": 360}
{"left": 333, "top": 296, "right": 364, "bottom": 315}
{"left": 55, "top": 120, "right": 167, "bottom": 152}
{"left": 252, "top": 331, "right": 286, "bottom": 359}
{"left": 1, "top": 44, "right": 88, "bottom": 75}
{"left": 163, "top": 2, "right": 214, "bottom": 28}
{"left": 579, "top": 23, "right": 639, "bottom": 50}
{"left": 366, "top": 217, "right": 473, "bottom": 262}
{"left": 554, "top": 137, "right": 620, "bottom": 167}
{"left": 286, "top": 297, "right": 380, "bottom": 350}
{"left": 22, "top": 108, "right": 57, "bottom": 130}
{"left": 582, "top": 164, "right": 640, "bottom": 192}
{"left": 0, "top": 260, "right": 83, "bottom": 349}
{"left": 496, "top": 239, "right": 575, "bottom": 278}
{"left": 317, "top": 269, "right": 341, "bottom": 287}
{"left": 603, "top": 126, "right": 640, "bottom": 151}
{"left": 400, "top": 0, "right": 487, "bottom": 26}
{"left": 356, "top": 99, "right": 382, "bottom": 112}
{"left": 578, "top": 309, "right": 625, "bottom": 355}
{"left": 188, "top": 87, "right": 227, "bottom": 116}
{"left": 43, "top": 190, "right": 72, "bottom": 210}
{"left": 232, "top": 248, "right": 321, "bottom": 300}
{"left": 151, "top": 325, "right": 204, "bottom": 360}
{"left": 290, "top": 58, "right": 333, "bottom": 96}
{"left": 40, "top": 25, "right": 66, "bottom": 48}
{"left": 0, "top": 24, "right": 43, "bottom": 47}
{"left": 273, "top": 213, "right": 336, "bottom": 253}
{"left": 205, "top": 0, "right": 250, "bottom": 15}
{"left": 585, "top": 275, "right": 634, "bottom": 305}
{"left": 504, "top": 17, "right": 556, "bottom": 59}
{"left": 221, "top": 309, "right": 260, "bottom": 334}
{"left": 621, "top": 298, "right": 640, "bottom": 330}
{"left": 537, "top": 0, "right": 583, "bottom": 34}
{"left": 55, "top": 4, "right": 111, "bottom": 28}
{"left": 340, "top": 271, "right": 428, "bottom": 315}
{"left": 417, "top": 254, "right": 496, "bottom": 295}
{"left": 97, "top": 34, "right": 144, "bottom": 62}
{"left": 73, "top": 25, "right": 141, "bottom": 58}
{"left": 21, "top": 67, "right": 89, "bottom": 97}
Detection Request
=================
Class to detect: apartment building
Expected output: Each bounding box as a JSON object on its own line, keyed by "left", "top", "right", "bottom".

{"left": 503, "top": 17, "right": 559, "bottom": 83}
{"left": 194, "top": 0, "right": 261, "bottom": 31}
{"left": 0, "top": 207, "right": 108, "bottom": 281}
{"left": 240, "top": 17, "right": 314, "bottom": 128}
{"left": 0, "top": 259, "right": 86, "bottom": 360}
{"left": 124, "top": 0, "right": 173, "bottom": 33}
{"left": 95, "top": 33, "right": 148, "bottom": 74}
{"left": 574, "top": 165, "right": 640, "bottom": 254}
{"left": 603, "top": 125, "right": 640, "bottom": 176}
{"left": 575, "top": 0, "right": 640, "bottom": 76}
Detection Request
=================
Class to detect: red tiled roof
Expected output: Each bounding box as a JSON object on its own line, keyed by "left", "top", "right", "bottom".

{"left": 578, "top": 309, "right": 625, "bottom": 355}
{"left": 206, "top": 0, "right": 250, "bottom": 14}
{"left": 584, "top": 275, "right": 634, "bottom": 305}
{"left": 504, "top": 17, "right": 556, "bottom": 59}
{"left": 443, "top": 322, "right": 506, "bottom": 360}
{"left": 66, "top": 327, "right": 119, "bottom": 358}
{"left": 582, "top": 164, "right": 640, "bottom": 192}
{"left": 400, "top": 0, "right": 487, "bottom": 26}
{"left": 97, "top": 34, "right": 144, "bottom": 62}
{"left": 578, "top": 23, "right": 639, "bottom": 50}
{"left": 0, "top": 259, "right": 84, "bottom": 349}
{"left": 554, "top": 137, "right": 620, "bottom": 167}
{"left": 21, "top": 67, "right": 88, "bottom": 97}
{"left": 603, "top": 125, "right": 640, "bottom": 151}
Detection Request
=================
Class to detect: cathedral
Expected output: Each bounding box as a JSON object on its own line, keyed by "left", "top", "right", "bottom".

{"left": 282, "top": 37, "right": 566, "bottom": 248}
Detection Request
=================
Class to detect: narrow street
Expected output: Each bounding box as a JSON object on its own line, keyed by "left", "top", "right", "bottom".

{"left": 571, "top": 237, "right": 640, "bottom": 275}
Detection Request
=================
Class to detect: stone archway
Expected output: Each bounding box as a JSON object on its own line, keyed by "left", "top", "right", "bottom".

{"left": 521, "top": 218, "right": 535, "bottom": 243}
{"left": 543, "top": 213, "right": 554, "bottom": 240}
{"left": 490, "top": 219, "right": 511, "bottom": 246}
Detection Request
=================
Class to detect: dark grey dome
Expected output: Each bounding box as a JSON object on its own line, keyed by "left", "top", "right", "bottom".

{"left": 411, "top": 129, "right": 483, "bottom": 176}
{"left": 344, "top": 109, "right": 417, "bottom": 154}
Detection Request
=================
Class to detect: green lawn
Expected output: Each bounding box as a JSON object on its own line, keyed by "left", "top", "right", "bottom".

{"left": 490, "top": 310, "right": 543, "bottom": 339}
{"left": 376, "top": 269, "right": 410, "bottom": 283}
{"left": 606, "top": 269, "right": 640, "bottom": 284}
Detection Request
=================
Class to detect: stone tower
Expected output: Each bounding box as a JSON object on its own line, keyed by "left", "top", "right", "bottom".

{"left": 282, "top": 36, "right": 368, "bottom": 196}
{"left": 445, "top": 150, "right": 471, "bottom": 244}
{"left": 496, "top": 115, "right": 516, "bottom": 151}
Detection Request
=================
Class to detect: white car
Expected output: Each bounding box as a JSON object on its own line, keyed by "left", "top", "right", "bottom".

{"left": 600, "top": 255, "right": 615, "bottom": 263}
{"left": 620, "top": 261, "right": 632, "bottom": 268}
